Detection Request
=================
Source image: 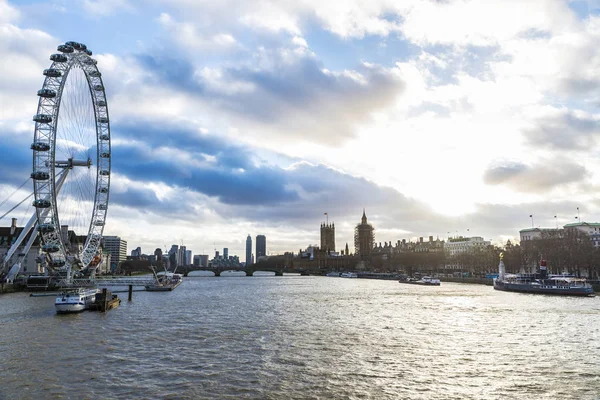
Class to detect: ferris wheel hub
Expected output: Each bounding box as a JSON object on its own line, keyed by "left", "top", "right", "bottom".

{"left": 54, "top": 158, "right": 93, "bottom": 169}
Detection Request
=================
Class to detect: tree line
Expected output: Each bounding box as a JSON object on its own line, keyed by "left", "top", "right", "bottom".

{"left": 372, "top": 230, "right": 600, "bottom": 278}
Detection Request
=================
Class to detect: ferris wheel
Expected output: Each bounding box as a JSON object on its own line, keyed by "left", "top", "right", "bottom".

{"left": 31, "top": 41, "right": 111, "bottom": 274}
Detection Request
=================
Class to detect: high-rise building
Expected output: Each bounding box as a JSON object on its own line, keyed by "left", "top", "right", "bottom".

{"left": 223, "top": 248, "right": 229, "bottom": 259}
{"left": 320, "top": 222, "right": 335, "bottom": 252}
{"left": 185, "top": 249, "right": 192, "bottom": 265}
{"left": 131, "top": 247, "right": 142, "bottom": 257}
{"left": 354, "top": 210, "right": 374, "bottom": 257}
{"left": 246, "top": 235, "right": 252, "bottom": 265}
{"left": 193, "top": 254, "right": 209, "bottom": 267}
{"left": 154, "top": 248, "right": 163, "bottom": 267}
{"left": 103, "top": 236, "right": 128, "bottom": 271}
{"left": 256, "top": 235, "right": 266, "bottom": 259}
{"left": 177, "top": 245, "right": 187, "bottom": 267}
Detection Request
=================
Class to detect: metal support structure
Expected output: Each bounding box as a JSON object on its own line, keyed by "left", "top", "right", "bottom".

{"left": 1, "top": 169, "right": 70, "bottom": 279}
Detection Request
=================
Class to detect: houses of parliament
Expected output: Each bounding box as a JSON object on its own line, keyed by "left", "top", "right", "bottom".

{"left": 320, "top": 210, "right": 443, "bottom": 258}
{"left": 320, "top": 209, "right": 375, "bottom": 257}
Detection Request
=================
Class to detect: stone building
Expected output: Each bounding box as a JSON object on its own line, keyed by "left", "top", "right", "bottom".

{"left": 354, "top": 209, "right": 374, "bottom": 257}
{"left": 320, "top": 222, "right": 335, "bottom": 253}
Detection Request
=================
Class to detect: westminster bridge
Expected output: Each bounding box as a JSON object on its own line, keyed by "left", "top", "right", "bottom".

{"left": 175, "top": 265, "right": 312, "bottom": 277}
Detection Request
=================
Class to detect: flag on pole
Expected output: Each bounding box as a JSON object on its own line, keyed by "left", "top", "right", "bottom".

{"left": 529, "top": 214, "right": 532, "bottom": 217}
{"left": 324, "top": 212, "right": 328, "bottom": 215}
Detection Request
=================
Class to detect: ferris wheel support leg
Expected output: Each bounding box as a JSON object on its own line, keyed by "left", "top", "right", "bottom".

{"left": 5, "top": 222, "right": 41, "bottom": 281}
{"left": 2, "top": 211, "right": 37, "bottom": 269}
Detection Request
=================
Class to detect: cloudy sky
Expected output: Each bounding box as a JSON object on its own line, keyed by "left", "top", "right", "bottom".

{"left": 2, "top": 0, "right": 600, "bottom": 259}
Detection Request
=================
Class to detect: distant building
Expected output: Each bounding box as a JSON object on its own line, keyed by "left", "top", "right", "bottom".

{"left": 563, "top": 222, "right": 600, "bottom": 248}
{"left": 520, "top": 222, "right": 600, "bottom": 249}
{"left": 103, "top": 236, "right": 128, "bottom": 271}
{"left": 223, "top": 248, "right": 228, "bottom": 259}
{"left": 445, "top": 236, "right": 490, "bottom": 256}
{"left": 519, "top": 228, "right": 560, "bottom": 242}
{"left": 246, "top": 235, "right": 252, "bottom": 266}
{"left": 198, "top": 254, "right": 209, "bottom": 267}
{"left": 185, "top": 249, "right": 192, "bottom": 266}
{"left": 354, "top": 210, "right": 374, "bottom": 257}
{"left": 178, "top": 245, "right": 187, "bottom": 267}
{"left": 320, "top": 222, "right": 335, "bottom": 253}
{"left": 256, "top": 235, "right": 266, "bottom": 258}
{"left": 210, "top": 253, "right": 240, "bottom": 268}
{"left": 154, "top": 248, "right": 163, "bottom": 266}
{"left": 391, "top": 236, "right": 445, "bottom": 253}
{"left": 131, "top": 247, "right": 142, "bottom": 257}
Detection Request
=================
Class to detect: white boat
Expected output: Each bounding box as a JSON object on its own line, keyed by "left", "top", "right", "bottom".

{"left": 340, "top": 272, "right": 358, "bottom": 278}
{"left": 326, "top": 271, "right": 341, "bottom": 277}
{"left": 145, "top": 273, "right": 183, "bottom": 291}
{"left": 399, "top": 276, "right": 441, "bottom": 286}
{"left": 55, "top": 288, "right": 99, "bottom": 313}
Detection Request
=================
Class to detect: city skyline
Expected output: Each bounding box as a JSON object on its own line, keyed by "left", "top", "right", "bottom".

{"left": 2, "top": 1, "right": 600, "bottom": 260}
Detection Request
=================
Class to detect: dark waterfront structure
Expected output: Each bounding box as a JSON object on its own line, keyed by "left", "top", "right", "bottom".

{"left": 354, "top": 210, "right": 374, "bottom": 257}
{"left": 246, "top": 235, "right": 252, "bottom": 265}
{"left": 256, "top": 235, "right": 266, "bottom": 259}
{"left": 154, "top": 248, "right": 163, "bottom": 268}
{"left": 320, "top": 222, "right": 335, "bottom": 253}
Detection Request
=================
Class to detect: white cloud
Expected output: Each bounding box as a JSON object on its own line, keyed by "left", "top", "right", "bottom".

{"left": 0, "top": 0, "right": 19, "bottom": 24}
{"left": 400, "top": 0, "right": 576, "bottom": 46}
{"left": 157, "top": 13, "right": 238, "bottom": 51}
{"left": 291, "top": 36, "right": 308, "bottom": 47}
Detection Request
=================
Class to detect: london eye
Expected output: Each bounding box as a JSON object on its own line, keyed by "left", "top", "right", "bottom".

{"left": 28, "top": 41, "right": 111, "bottom": 279}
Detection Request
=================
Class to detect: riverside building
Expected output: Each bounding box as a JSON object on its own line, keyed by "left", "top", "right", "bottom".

{"left": 103, "top": 236, "right": 127, "bottom": 271}
{"left": 444, "top": 236, "right": 490, "bottom": 256}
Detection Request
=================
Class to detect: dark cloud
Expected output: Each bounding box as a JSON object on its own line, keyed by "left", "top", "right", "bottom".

{"left": 523, "top": 109, "right": 600, "bottom": 150}
{"left": 105, "top": 121, "right": 432, "bottom": 228}
{"left": 135, "top": 54, "right": 204, "bottom": 94}
{"left": 483, "top": 159, "right": 588, "bottom": 193}
{"left": 0, "top": 133, "right": 34, "bottom": 186}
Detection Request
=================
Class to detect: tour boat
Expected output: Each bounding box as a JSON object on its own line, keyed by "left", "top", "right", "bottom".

{"left": 493, "top": 257, "right": 594, "bottom": 297}
{"left": 340, "top": 272, "right": 358, "bottom": 278}
{"left": 55, "top": 288, "right": 99, "bottom": 313}
{"left": 326, "top": 271, "right": 341, "bottom": 277}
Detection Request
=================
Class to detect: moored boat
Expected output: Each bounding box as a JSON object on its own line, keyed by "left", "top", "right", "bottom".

{"left": 326, "top": 271, "right": 341, "bottom": 277}
{"left": 145, "top": 272, "right": 183, "bottom": 291}
{"left": 55, "top": 287, "right": 99, "bottom": 313}
{"left": 493, "top": 256, "right": 594, "bottom": 297}
{"left": 399, "top": 276, "right": 441, "bottom": 286}
{"left": 340, "top": 272, "right": 358, "bottom": 278}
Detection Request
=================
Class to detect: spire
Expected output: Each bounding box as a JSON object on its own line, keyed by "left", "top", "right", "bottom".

{"left": 361, "top": 209, "right": 367, "bottom": 224}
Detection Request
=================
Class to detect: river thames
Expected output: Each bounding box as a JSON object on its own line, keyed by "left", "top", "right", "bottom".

{"left": 1, "top": 276, "right": 599, "bottom": 399}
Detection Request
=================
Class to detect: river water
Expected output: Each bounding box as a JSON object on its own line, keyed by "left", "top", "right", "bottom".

{"left": 1, "top": 277, "right": 599, "bottom": 399}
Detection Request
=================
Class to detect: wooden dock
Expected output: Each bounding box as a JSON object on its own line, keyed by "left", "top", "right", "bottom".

{"left": 88, "top": 288, "right": 121, "bottom": 312}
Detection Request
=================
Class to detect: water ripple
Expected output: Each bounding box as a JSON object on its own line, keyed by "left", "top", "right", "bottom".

{"left": 1, "top": 278, "right": 599, "bottom": 399}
